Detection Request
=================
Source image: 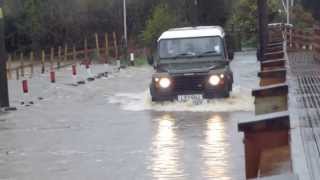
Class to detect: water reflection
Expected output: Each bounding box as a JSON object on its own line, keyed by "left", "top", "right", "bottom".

{"left": 151, "top": 114, "right": 184, "bottom": 179}
{"left": 201, "top": 114, "right": 231, "bottom": 179}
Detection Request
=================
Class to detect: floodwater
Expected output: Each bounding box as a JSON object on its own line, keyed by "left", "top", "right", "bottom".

{"left": 0, "top": 51, "right": 259, "bottom": 180}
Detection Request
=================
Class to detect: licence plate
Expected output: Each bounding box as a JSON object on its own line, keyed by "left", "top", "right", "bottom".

{"left": 178, "top": 94, "right": 203, "bottom": 102}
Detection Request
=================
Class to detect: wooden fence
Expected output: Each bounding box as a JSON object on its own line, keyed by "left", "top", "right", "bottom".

{"left": 6, "top": 32, "right": 122, "bottom": 80}
{"left": 287, "top": 28, "right": 313, "bottom": 50}
{"left": 314, "top": 25, "right": 320, "bottom": 61}
{"left": 287, "top": 24, "right": 320, "bottom": 61}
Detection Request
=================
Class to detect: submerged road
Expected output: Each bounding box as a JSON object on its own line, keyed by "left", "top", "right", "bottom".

{"left": 0, "top": 51, "right": 259, "bottom": 180}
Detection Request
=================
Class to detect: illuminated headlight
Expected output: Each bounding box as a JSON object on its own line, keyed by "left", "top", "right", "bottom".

{"left": 209, "top": 75, "right": 220, "bottom": 86}
{"left": 159, "top": 78, "right": 171, "bottom": 88}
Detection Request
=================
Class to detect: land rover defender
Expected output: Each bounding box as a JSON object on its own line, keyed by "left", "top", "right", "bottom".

{"left": 148, "top": 26, "right": 234, "bottom": 102}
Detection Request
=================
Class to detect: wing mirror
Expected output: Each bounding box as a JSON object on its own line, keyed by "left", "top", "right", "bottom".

{"left": 228, "top": 51, "right": 234, "bottom": 61}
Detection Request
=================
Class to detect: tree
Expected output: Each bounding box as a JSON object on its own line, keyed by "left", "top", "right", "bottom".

{"left": 22, "top": 0, "right": 42, "bottom": 50}
{"left": 227, "top": 0, "right": 282, "bottom": 46}
{"left": 198, "top": 0, "right": 230, "bottom": 26}
{"left": 142, "top": 4, "right": 177, "bottom": 47}
{"left": 291, "top": 4, "right": 314, "bottom": 28}
{"left": 2, "top": 0, "right": 233, "bottom": 53}
{"left": 300, "top": 0, "right": 320, "bottom": 21}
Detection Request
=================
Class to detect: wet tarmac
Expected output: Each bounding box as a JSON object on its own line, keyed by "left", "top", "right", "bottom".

{"left": 0, "top": 51, "right": 259, "bottom": 180}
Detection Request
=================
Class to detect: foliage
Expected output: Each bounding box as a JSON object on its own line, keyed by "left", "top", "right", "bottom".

{"left": 300, "top": 0, "right": 320, "bottom": 21}
{"left": 134, "top": 57, "right": 148, "bottom": 66}
{"left": 228, "top": 0, "right": 257, "bottom": 33}
{"left": 4, "top": 0, "right": 121, "bottom": 52}
{"left": 3, "top": 0, "right": 233, "bottom": 53}
{"left": 141, "top": 4, "right": 177, "bottom": 47}
{"left": 291, "top": 4, "right": 314, "bottom": 28}
{"left": 197, "top": 0, "right": 231, "bottom": 26}
{"left": 227, "top": 0, "right": 282, "bottom": 47}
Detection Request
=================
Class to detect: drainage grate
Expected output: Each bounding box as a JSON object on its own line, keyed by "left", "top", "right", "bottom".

{"left": 289, "top": 51, "right": 320, "bottom": 180}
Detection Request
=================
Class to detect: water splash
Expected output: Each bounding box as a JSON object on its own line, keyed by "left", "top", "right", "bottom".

{"left": 106, "top": 85, "right": 254, "bottom": 112}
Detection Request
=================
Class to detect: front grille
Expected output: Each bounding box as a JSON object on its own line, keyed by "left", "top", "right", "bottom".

{"left": 173, "top": 75, "right": 207, "bottom": 92}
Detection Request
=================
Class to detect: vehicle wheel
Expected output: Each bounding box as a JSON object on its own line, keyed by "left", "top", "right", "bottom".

{"left": 229, "top": 83, "right": 233, "bottom": 92}
{"left": 150, "top": 85, "right": 159, "bottom": 102}
{"left": 151, "top": 96, "right": 173, "bottom": 102}
{"left": 221, "top": 84, "right": 231, "bottom": 98}
{"left": 150, "top": 85, "right": 173, "bottom": 102}
{"left": 222, "top": 90, "right": 230, "bottom": 98}
{"left": 150, "top": 83, "right": 156, "bottom": 96}
{"left": 204, "top": 93, "right": 215, "bottom": 99}
{"left": 151, "top": 96, "right": 159, "bottom": 102}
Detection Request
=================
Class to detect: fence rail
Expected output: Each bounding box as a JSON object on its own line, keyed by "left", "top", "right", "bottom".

{"left": 287, "top": 24, "right": 320, "bottom": 61}
{"left": 5, "top": 32, "right": 125, "bottom": 80}
{"left": 314, "top": 25, "right": 320, "bottom": 61}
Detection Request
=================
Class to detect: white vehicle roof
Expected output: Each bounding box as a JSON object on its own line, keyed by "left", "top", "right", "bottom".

{"left": 158, "top": 26, "right": 225, "bottom": 41}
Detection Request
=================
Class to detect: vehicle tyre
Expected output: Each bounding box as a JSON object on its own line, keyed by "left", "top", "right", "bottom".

{"left": 222, "top": 83, "right": 231, "bottom": 98}
{"left": 150, "top": 84, "right": 158, "bottom": 102}
{"left": 150, "top": 84, "right": 173, "bottom": 102}
{"left": 221, "top": 90, "right": 230, "bottom": 98}
{"left": 229, "top": 83, "right": 233, "bottom": 92}
{"left": 151, "top": 96, "right": 159, "bottom": 102}
{"left": 204, "top": 93, "right": 215, "bottom": 99}
{"left": 151, "top": 96, "right": 173, "bottom": 102}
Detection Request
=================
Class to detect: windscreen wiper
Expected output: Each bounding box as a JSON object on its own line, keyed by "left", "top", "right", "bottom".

{"left": 172, "top": 52, "right": 195, "bottom": 59}
{"left": 197, "top": 50, "right": 217, "bottom": 57}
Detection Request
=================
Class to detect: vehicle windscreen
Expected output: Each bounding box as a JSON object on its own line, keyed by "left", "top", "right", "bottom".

{"left": 159, "top": 36, "right": 223, "bottom": 59}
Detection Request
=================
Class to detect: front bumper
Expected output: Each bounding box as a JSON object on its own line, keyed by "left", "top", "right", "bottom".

{"left": 150, "top": 74, "right": 230, "bottom": 99}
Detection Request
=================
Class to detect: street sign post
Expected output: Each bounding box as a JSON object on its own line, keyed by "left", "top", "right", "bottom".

{"left": 123, "top": 0, "right": 128, "bottom": 67}
{"left": 0, "top": 4, "right": 10, "bottom": 108}
{"left": 257, "top": 0, "right": 268, "bottom": 61}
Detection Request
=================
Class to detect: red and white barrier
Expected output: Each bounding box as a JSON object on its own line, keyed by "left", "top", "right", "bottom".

{"left": 22, "top": 80, "right": 28, "bottom": 94}
{"left": 21, "top": 79, "right": 34, "bottom": 106}
{"left": 73, "top": 63, "right": 86, "bottom": 85}
{"left": 86, "top": 66, "right": 93, "bottom": 77}
{"left": 83, "top": 63, "right": 95, "bottom": 81}
{"left": 71, "top": 64, "right": 79, "bottom": 85}
{"left": 50, "top": 71, "right": 56, "bottom": 83}
{"left": 72, "top": 65, "right": 77, "bottom": 76}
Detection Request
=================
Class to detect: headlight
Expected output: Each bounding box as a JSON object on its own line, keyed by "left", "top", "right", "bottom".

{"left": 209, "top": 75, "right": 220, "bottom": 86}
{"left": 159, "top": 78, "right": 171, "bottom": 88}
